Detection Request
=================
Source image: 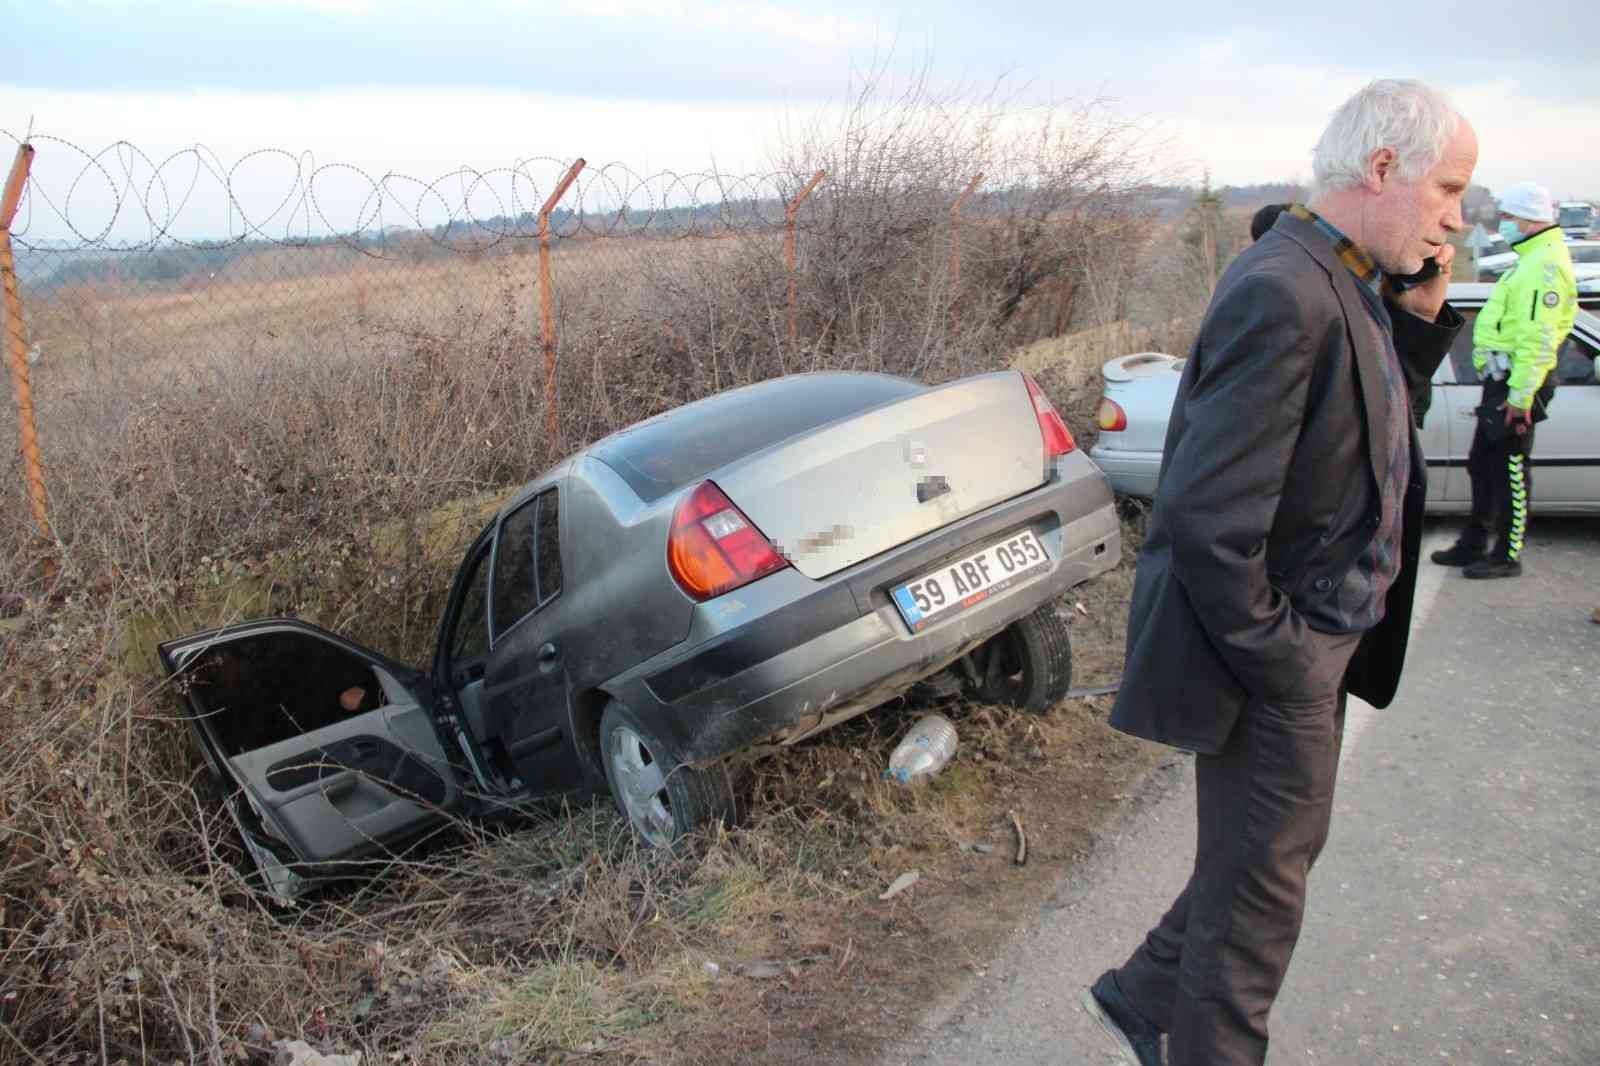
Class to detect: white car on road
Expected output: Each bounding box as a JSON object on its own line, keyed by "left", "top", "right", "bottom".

{"left": 1476, "top": 238, "right": 1600, "bottom": 278}
{"left": 1475, "top": 240, "right": 1600, "bottom": 309}
{"left": 1089, "top": 284, "right": 1600, "bottom": 513}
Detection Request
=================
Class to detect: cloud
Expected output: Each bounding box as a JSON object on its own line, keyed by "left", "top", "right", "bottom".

{"left": 537, "top": 0, "right": 880, "bottom": 48}
{"left": 218, "top": 0, "right": 381, "bottom": 14}
{"left": 9, "top": 1, "right": 868, "bottom": 100}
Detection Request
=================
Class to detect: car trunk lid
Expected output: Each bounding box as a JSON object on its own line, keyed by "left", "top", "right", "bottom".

{"left": 1099, "top": 353, "right": 1183, "bottom": 454}
{"left": 713, "top": 371, "right": 1048, "bottom": 579}
{"left": 1100, "top": 351, "right": 1184, "bottom": 384}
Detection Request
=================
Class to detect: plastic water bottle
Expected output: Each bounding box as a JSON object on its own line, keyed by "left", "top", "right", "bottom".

{"left": 885, "top": 713, "right": 959, "bottom": 785}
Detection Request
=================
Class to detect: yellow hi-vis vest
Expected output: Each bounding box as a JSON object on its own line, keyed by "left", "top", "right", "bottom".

{"left": 1472, "top": 225, "right": 1578, "bottom": 409}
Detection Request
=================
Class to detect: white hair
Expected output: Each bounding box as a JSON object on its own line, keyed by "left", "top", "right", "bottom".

{"left": 1309, "top": 79, "right": 1460, "bottom": 200}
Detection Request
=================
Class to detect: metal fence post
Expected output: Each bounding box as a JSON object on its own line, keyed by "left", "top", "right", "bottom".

{"left": 949, "top": 171, "right": 983, "bottom": 327}
{"left": 0, "top": 142, "right": 53, "bottom": 573}
{"left": 538, "top": 157, "right": 585, "bottom": 453}
{"left": 785, "top": 170, "right": 826, "bottom": 348}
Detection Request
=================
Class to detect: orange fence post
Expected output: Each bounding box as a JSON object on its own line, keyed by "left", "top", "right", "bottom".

{"left": 949, "top": 171, "right": 983, "bottom": 326}
{"left": 785, "top": 169, "right": 826, "bottom": 348}
{"left": 0, "top": 142, "right": 53, "bottom": 574}
{"left": 538, "top": 157, "right": 585, "bottom": 452}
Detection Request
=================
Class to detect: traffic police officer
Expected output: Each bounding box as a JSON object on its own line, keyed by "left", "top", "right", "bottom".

{"left": 1432, "top": 181, "right": 1577, "bottom": 578}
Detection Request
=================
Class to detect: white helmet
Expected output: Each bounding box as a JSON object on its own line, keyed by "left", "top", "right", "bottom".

{"left": 1498, "top": 181, "right": 1555, "bottom": 224}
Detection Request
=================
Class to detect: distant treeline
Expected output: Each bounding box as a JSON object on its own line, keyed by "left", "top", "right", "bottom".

{"left": 21, "top": 200, "right": 791, "bottom": 289}
{"left": 20, "top": 182, "right": 1310, "bottom": 291}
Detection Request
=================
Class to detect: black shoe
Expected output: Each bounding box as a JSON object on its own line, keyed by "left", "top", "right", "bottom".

{"left": 1463, "top": 556, "right": 1522, "bottom": 580}
{"left": 1081, "top": 971, "right": 1164, "bottom": 1066}
{"left": 1431, "top": 540, "right": 1487, "bottom": 566}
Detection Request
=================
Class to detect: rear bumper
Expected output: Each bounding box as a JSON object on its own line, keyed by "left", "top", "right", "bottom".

{"left": 608, "top": 452, "right": 1120, "bottom": 764}
{"left": 1088, "top": 445, "right": 1161, "bottom": 499}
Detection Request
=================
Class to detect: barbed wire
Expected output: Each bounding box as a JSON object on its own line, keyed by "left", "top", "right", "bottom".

{"left": 0, "top": 130, "right": 836, "bottom": 258}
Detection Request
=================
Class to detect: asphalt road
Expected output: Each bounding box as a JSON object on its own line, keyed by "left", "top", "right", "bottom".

{"left": 886, "top": 519, "right": 1600, "bottom": 1065}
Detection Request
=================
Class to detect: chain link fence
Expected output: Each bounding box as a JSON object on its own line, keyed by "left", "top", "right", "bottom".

{"left": 0, "top": 130, "right": 1185, "bottom": 599}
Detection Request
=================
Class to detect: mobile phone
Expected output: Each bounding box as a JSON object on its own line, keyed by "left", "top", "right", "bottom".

{"left": 1390, "top": 256, "right": 1441, "bottom": 292}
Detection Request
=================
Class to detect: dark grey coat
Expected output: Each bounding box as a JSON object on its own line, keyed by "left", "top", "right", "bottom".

{"left": 1109, "top": 211, "right": 1461, "bottom": 754}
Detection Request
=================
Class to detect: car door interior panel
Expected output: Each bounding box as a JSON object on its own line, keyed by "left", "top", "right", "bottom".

{"left": 230, "top": 711, "right": 451, "bottom": 858}
{"left": 262, "top": 734, "right": 448, "bottom": 806}
{"left": 166, "top": 624, "right": 459, "bottom": 869}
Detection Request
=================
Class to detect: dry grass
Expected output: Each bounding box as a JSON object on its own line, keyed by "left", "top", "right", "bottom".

{"left": 0, "top": 496, "right": 1157, "bottom": 1065}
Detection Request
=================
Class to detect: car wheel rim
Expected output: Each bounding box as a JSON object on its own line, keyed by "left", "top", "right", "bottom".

{"left": 606, "top": 725, "right": 675, "bottom": 847}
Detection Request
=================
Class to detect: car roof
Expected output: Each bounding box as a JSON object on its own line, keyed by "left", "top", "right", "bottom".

{"left": 1449, "top": 285, "right": 1600, "bottom": 334}
{"left": 1447, "top": 282, "right": 1495, "bottom": 301}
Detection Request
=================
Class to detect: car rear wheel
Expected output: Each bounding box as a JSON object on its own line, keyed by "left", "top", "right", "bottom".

{"left": 968, "top": 603, "right": 1073, "bottom": 713}
{"left": 599, "top": 700, "right": 738, "bottom": 847}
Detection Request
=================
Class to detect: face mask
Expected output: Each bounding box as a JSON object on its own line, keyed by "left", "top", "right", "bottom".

{"left": 1499, "top": 220, "right": 1523, "bottom": 243}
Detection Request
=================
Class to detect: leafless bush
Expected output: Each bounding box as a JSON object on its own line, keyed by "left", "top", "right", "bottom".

{"left": 774, "top": 67, "right": 1162, "bottom": 375}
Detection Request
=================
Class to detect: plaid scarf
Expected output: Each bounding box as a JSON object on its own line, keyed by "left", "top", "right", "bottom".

{"left": 1288, "top": 203, "right": 1382, "bottom": 293}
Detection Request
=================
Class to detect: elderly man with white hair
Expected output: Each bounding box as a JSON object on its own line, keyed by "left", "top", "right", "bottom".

{"left": 1081, "top": 80, "right": 1476, "bottom": 1065}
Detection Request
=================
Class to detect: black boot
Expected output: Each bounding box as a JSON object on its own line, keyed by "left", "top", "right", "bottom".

{"left": 1464, "top": 555, "right": 1522, "bottom": 579}
{"left": 1081, "top": 971, "right": 1164, "bottom": 1066}
{"left": 1431, "top": 536, "right": 1488, "bottom": 566}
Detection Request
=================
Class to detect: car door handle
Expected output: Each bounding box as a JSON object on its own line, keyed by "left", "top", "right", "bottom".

{"left": 1457, "top": 410, "right": 1477, "bottom": 420}
{"left": 538, "top": 642, "right": 559, "bottom": 663}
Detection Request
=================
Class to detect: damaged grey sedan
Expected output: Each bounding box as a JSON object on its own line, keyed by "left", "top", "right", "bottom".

{"left": 161, "top": 370, "right": 1120, "bottom": 900}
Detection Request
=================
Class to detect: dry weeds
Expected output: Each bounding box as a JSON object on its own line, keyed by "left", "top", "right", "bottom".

{"left": 0, "top": 499, "right": 1160, "bottom": 1066}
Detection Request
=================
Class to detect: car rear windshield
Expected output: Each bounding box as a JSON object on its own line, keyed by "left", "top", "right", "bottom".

{"left": 590, "top": 372, "right": 922, "bottom": 502}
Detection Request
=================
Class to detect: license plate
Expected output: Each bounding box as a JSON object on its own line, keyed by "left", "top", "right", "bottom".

{"left": 891, "top": 530, "right": 1050, "bottom": 632}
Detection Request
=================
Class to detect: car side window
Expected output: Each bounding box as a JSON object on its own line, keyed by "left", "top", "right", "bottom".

{"left": 491, "top": 488, "right": 562, "bottom": 640}
{"left": 1556, "top": 332, "right": 1598, "bottom": 385}
{"left": 536, "top": 490, "right": 562, "bottom": 603}
{"left": 492, "top": 499, "right": 540, "bottom": 640}
{"left": 1446, "top": 309, "right": 1479, "bottom": 384}
{"left": 449, "top": 541, "right": 492, "bottom": 663}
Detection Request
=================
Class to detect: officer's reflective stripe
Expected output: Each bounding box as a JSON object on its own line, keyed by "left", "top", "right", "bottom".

{"left": 1508, "top": 454, "right": 1528, "bottom": 560}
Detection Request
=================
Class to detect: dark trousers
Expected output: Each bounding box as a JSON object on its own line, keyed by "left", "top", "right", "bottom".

{"left": 1114, "top": 630, "right": 1361, "bottom": 1066}
{"left": 1465, "top": 418, "right": 1536, "bottom": 561}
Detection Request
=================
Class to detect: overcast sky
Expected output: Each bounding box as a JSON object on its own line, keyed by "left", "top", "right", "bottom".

{"left": 4, "top": 0, "right": 1596, "bottom": 242}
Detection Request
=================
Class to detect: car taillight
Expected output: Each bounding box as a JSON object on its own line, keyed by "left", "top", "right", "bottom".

{"left": 1021, "top": 372, "right": 1077, "bottom": 457}
{"left": 1097, "top": 397, "right": 1128, "bottom": 432}
{"left": 667, "top": 481, "right": 789, "bottom": 601}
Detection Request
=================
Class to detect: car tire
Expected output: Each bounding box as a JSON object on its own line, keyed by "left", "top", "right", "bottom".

{"left": 968, "top": 602, "right": 1073, "bottom": 714}
{"left": 598, "top": 700, "right": 738, "bottom": 847}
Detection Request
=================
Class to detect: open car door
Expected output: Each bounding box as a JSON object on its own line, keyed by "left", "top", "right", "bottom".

{"left": 159, "top": 619, "right": 466, "bottom": 902}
